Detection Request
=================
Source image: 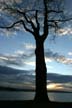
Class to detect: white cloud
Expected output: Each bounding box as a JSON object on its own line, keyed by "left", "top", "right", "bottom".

{"left": 57, "top": 57, "right": 72, "bottom": 64}
{"left": 45, "top": 49, "right": 72, "bottom": 65}
{"left": 0, "top": 48, "right": 72, "bottom": 69}
{"left": 68, "top": 52, "right": 72, "bottom": 56}
{"left": 15, "top": 50, "right": 25, "bottom": 55}
{"left": 0, "top": 49, "right": 34, "bottom": 68}
{"left": 0, "top": 53, "right": 25, "bottom": 67}
{"left": 24, "top": 61, "right": 35, "bottom": 67}
{"left": 0, "top": 56, "right": 8, "bottom": 60}
{"left": 14, "top": 0, "right": 22, "bottom": 3}
{"left": 0, "top": 29, "right": 17, "bottom": 37}
{"left": 0, "top": 0, "right": 22, "bottom": 4}
{"left": 58, "top": 28, "right": 72, "bottom": 36}
{"left": 23, "top": 43, "right": 35, "bottom": 50}
{"left": 45, "top": 57, "right": 52, "bottom": 63}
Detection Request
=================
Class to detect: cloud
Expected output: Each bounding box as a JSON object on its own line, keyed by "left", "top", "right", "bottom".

{"left": 45, "top": 57, "right": 52, "bottom": 63}
{"left": 0, "top": 49, "right": 34, "bottom": 67}
{"left": 59, "top": 58, "right": 72, "bottom": 64}
{"left": 15, "top": 50, "right": 25, "bottom": 55}
{"left": 45, "top": 49, "right": 72, "bottom": 65}
{"left": 47, "top": 73, "right": 72, "bottom": 91}
{"left": 25, "top": 61, "right": 35, "bottom": 67}
{"left": 0, "top": 0, "right": 22, "bottom": 4}
{"left": 14, "top": 0, "right": 22, "bottom": 3}
{"left": 0, "top": 66, "right": 72, "bottom": 91}
{"left": 0, "top": 43, "right": 35, "bottom": 68}
{"left": 58, "top": 28, "right": 72, "bottom": 36}
{"left": 0, "top": 65, "right": 35, "bottom": 90}
{"left": 0, "top": 74, "right": 34, "bottom": 90}
{"left": 0, "top": 56, "right": 23, "bottom": 66}
{"left": 68, "top": 52, "right": 72, "bottom": 56}
{"left": 0, "top": 64, "right": 72, "bottom": 91}
{"left": 0, "top": 56, "right": 8, "bottom": 61}
{"left": 0, "top": 42, "right": 72, "bottom": 69}
{"left": 0, "top": 48, "right": 72, "bottom": 69}
{"left": 23, "top": 43, "right": 35, "bottom": 51}
{"left": 15, "top": 50, "right": 34, "bottom": 62}
{"left": 0, "top": 29, "right": 16, "bottom": 37}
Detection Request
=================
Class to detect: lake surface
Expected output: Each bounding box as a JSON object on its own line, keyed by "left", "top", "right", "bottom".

{"left": 0, "top": 91, "right": 72, "bottom": 102}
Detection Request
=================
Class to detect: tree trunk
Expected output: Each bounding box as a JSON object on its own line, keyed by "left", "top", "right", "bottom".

{"left": 34, "top": 38, "right": 50, "bottom": 102}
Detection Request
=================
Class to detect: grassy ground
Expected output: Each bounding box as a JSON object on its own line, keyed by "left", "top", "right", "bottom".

{"left": 0, "top": 100, "right": 72, "bottom": 108}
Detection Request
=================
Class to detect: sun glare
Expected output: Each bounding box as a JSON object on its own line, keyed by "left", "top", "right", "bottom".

{"left": 47, "top": 84, "right": 57, "bottom": 90}
{"left": 47, "top": 83, "right": 63, "bottom": 90}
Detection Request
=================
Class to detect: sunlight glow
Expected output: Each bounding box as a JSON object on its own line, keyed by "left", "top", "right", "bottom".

{"left": 24, "top": 61, "right": 35, "bottom": 66}
{"left": 45, "top": 57, "right": 52, "bottom": 63}
{"left": 47, "top": 83, "right": 64, "bottom": 90}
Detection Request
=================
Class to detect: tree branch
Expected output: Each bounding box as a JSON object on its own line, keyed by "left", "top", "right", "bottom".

{"left": 42, "top": 0, "right": 48, "bottom": 40}
{"left": 3, "top": 6, "right": 38, "bottom": 37}
{"left": 35, "top": 10, "right": 40, "bottom": 31}
{"left": 48, "top": 18, "right": 72, "bottom": 23}
{"left": 22, "top": 22, "right": 34, "bottom": 35}
{"left": 22, "top": 12, "right": 37, "bottom": 32}
{"left": 0, "top": 20, "right": 23, "bottom": 29}
{"left": 0, "top": 19, "right": 34, "bottom": 35}
{"left": 48, "top": 24, "right": 57, "bottom": 28}
{"left": 48, "top": 10, "right": 63, "bottom": 13}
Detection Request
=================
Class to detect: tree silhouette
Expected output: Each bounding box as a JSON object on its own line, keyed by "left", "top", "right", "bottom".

{"left": 0, "top": 0, "right": 72, "bottom": 102}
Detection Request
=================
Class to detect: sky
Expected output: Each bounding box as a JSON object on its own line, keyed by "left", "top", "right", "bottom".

{"left": 0, "top": 0, "right": 72, "bottom": 91}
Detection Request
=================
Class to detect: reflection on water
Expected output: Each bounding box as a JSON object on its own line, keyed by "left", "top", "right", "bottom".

{"left": 0, "top": 91, "right": 72, "bottom": 102}
{"left": 48, "top": 92, "right": 72, "bottom": 102}
{"left": 0, "top": 91, "right": 34, "bottom": 100}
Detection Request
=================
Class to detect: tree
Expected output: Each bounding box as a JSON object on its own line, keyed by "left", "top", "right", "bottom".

{"left": 0, "top": 0, "right": 71, "bottom": 102}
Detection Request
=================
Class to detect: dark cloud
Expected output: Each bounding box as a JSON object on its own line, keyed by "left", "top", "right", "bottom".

{"left": 45, "top": 49, "right": 64, "bottom": 59}
{"left": 0, "top": 65, "right": 35, "bottom": 89}
{"left": 47, "top": 73, "right": 72, "bottom": 91}
{"left": 0, "top": 50, "right": 34, "bottom": 67}
{"left": 0, "top": 65, "right": 72, "bottom": 90}
{"left": 0, "top": 48, "right": 72, "bottom": 68}
{"left": 47, "top": 73, "right": 72, "bottom": 84}
{"left": 45, "top": 49, "right": 72, "bottom": 64}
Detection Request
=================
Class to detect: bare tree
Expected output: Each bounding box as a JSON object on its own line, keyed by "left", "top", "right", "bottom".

{"left": 0, "top": 0, "right": 72, "bottom": 102}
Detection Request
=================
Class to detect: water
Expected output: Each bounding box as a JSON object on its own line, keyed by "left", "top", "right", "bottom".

{"left": 0, "top": 91, "right": 72, "bottom": 102}
{"left": 0, "top": 91, "right": 34, "bottom": 100}
{"left": 48, "top": 92, "right": 72, "bottom": 102}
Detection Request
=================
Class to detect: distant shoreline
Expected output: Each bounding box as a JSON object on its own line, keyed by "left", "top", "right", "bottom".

{"left": 0, "top": 86, "right": 34, "bottom": 91}
{"left": 0, "top": 86, "right": 72, "bottom": 93}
